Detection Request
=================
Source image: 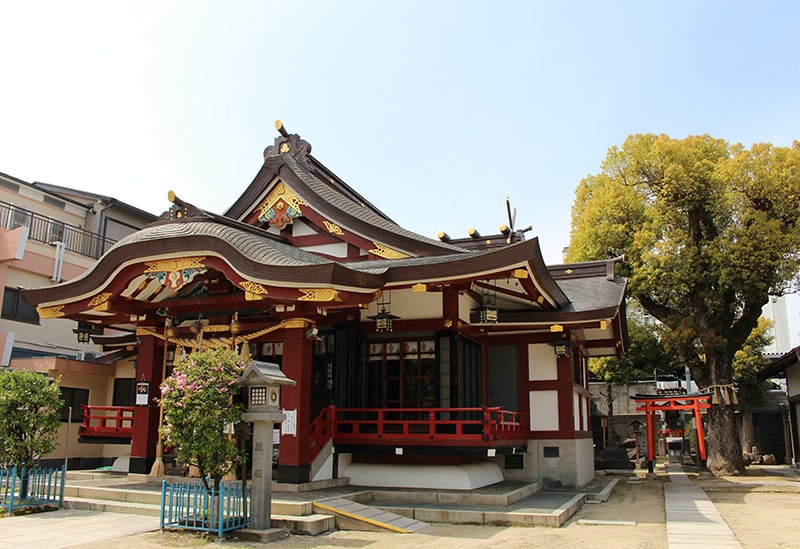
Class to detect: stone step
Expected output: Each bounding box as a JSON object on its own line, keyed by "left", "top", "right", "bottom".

{"left": 64, "top": 485, "right": 163, "bottom": 505}
{"left": 270, "top": 513, "right": 337, "bottom": 535}
{"left": 64, "top": 497, "right": 162, "bottom": 517}
{"left": 65, "top": 483, "right": 317, "bottom": 517}
{"left": 65, "top": 496, "right": 336, "bottom": 535}
{"left": 368, "top": 493, "right": 585, "bottom": 528}
{"left": 61, "top": 474, "right": 589, "bottom": 534}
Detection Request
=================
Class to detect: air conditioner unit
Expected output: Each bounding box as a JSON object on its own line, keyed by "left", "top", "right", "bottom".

{"left": 76, "top": 351, "right": 98, "bottom": 362}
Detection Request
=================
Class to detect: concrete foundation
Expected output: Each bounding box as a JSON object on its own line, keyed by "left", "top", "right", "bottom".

{"left": 341, "top": 462, "right": 504, "bottom": 489}
{"left": 499, "top": 438, "right": 595, "bottom": 488}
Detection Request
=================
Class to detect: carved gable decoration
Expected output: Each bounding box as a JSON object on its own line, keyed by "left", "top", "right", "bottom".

{"left": 143, "top": 257, "right": 207, "bottom": 291}
{"left": 257, "top": 182, "right": 307, "bottom": 229}
{"left": 369, "top": 242, "right": 410, "bottom": 259}
{"left": 263, "top": 120, "right": 312, "bottom": 168}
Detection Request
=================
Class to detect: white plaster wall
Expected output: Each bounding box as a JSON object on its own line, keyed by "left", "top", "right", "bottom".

{"left": 291, "top": 219, "right": 317, "bottom": 236}
{"left": 528, "top": 344, "right": 557, "bottom": 380}
{"left": 302, "top": 242, "right": 349, "bottom": 258}
{"left": 361, "top": 289, "right": 442, "bottom": 322}
{"left": 573, "top": 393, "right": 580, "bottom": 431}
{"left": 529, "top": 390, "right": 559, "bottom": 431}
{"left": 786, "top": 363, "right": 800, "bottom": 399}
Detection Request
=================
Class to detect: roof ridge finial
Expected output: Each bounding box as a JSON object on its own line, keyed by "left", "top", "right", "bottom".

{"left": 275, "top": 119, "right": 289, "bottom": 138}
{"left": 264, "top": 120, "right": 312, "bottom": 164}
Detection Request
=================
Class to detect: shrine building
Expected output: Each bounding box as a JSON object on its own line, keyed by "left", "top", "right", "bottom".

{"left": 22, "top": 122, "right": 628, "bottom": 489}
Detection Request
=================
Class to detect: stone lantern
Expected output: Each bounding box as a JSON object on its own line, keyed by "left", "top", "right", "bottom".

{"left": 238, "top": 360, "right": 296, "bottom": 531}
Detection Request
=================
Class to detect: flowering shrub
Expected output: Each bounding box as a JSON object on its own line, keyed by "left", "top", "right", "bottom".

{"left": 159, "top": 347, "right": 247, "bottom": 491}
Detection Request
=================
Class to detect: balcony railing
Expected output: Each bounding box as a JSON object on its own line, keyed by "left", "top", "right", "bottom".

{"left": 0, "top": 200, "right": 116, "bottom": 259}
{"left": 310, "top": 405, "right": 527, "bottom": 460}
{"left": 80, "top": 403, "right": 526, "bottom": 456}
{"left": 78, "top": 405, "right": 134, "bottom": 440}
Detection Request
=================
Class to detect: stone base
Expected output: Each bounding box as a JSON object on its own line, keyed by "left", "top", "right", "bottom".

{"left": 235, "top": 527, "right": 289, "bottom": 543}
{"left": 341, "top": 462, "right": 503, "bottom": 489}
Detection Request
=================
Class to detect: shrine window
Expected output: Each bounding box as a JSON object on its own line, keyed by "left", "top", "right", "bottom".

{"left": 367, "top": 339, "right": 437, "bottom": 409}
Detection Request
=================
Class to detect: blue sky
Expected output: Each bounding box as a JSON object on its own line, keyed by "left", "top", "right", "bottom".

{"left": 1, "top": 1, "right": 799, "bottom": 344}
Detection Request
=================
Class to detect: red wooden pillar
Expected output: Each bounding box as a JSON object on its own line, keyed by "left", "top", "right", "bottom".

{"left": 129, "top": 335, "right": 165, "bottom": 474}
{"left": 646, "top": 402, "right": 657, "bottom": 473}
{"left": 694, "top": 400, "right": 708, "bottom": 463}
{"left": 276, "top": 326, "right": 313, "bottom": 483}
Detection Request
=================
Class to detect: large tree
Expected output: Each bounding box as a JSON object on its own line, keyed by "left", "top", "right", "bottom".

{"left": 568, "top": 134, "right": 800, "bottom": 475}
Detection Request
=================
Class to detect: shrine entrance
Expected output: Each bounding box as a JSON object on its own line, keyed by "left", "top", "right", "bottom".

{"left": 633, "top": 393, "right": 712, "bottom": 472}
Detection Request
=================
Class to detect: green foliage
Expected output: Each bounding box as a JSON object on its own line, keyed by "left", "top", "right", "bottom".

{"left": 0, "top": 369, "right": 63, "bottom": 470}
{"left": 590, "top": 311, "right": 676, "bottom": 415}
{"left": 569, "top": 133, "right": 800, "bottom": 474}
{"left": 590, "top": 312, "right": 673, "bottom": 387}
{"left": 159, "top": 347, "right": 247, "bottom": 491}
{"left": 732, "top": 318, "right": 773, "bottom": 411}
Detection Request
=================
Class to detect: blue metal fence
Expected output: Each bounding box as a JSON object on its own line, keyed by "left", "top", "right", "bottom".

{"left": 160, "top": 480, "right": 249, "bottom": 537}
{"left": 0, "top": 465, "right": 65, "bottom": 514}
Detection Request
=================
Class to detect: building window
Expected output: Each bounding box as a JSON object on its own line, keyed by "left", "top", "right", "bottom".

{"left": 2, "top": 287, "right": 39, "bottom": 324}
{"left": 42, "top": 196, "right": 66, "bottom": 210}
{"left": 543, "top": 446, "right": 560, "bottom": 458}
{"left": 367, "top": 339, "right": 437, "bottom": 409}
{"left": 112, "top": 378, "right": 136, "bottom": 407}
{"left": 60, "top": 387, "right": 89, "bottom": 423}
{"left": 0, "top": 179, "right": 20, "bottom": 193}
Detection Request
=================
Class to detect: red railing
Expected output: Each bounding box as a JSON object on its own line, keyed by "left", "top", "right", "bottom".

{"left": 78, "top": 405, "right": 135, "bottom": 439}
{"left": 308, "top": 406, "right": 335, "bottom": 462}
{"left": 78, "top": 404, "right": 527, "bottom": 457}
{"left": 309, "top": 405, "right": 526, "bottom": 460}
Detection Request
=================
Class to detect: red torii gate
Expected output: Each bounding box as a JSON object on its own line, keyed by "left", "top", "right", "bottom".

{"left": 633, "top": 393, "right": 711, "bottom": 473}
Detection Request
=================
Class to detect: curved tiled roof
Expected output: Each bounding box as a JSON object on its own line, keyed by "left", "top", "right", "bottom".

{"left": 22, "top": 219, "right": 568, "bottom": 308}
{"left": 281, "top": 155, "right": 467, "bottom": 256}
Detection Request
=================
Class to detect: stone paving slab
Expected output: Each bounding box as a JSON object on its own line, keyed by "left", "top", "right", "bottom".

{"left": 665, "top": 469, "right": 742, "bottom": 549}
{"left": 0, "top": 509, "right": 159, "bottom": 549}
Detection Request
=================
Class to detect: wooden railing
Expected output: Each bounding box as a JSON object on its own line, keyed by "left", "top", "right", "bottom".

{"left": 78, "top": 405, "right": 135, "bottom": 439}
{"left": 308, "top": 405, "right": 335, "bottom": 462}
{"left": 309, "top": 405, "right": 527, "bottom": 460}
{"left": 78, "top": 404, "right": 527, "bottom": 457}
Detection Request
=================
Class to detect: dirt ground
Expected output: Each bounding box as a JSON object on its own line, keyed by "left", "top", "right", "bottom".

{"left": 75, "top": 467, "right": 800, "bottom": 549}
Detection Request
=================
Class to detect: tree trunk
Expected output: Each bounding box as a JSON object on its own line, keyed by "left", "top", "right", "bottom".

{"left": 605, "top": 383, "right": 615, "bottom": 417}
{"left": 705, "top": 404, "right": 745, "bottom": 475}
{"left": 18, "top": 467, "right": 30, "bottom": 500}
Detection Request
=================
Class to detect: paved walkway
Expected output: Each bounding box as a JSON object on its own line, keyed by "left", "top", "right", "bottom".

{"left": 0, "top": 467, "right": 771, "bottom": 548}
{"left": 0, "top": 509, "right": 159, "bottom": 549}
{"left": 664, "top": 468, "right": 742, "bottom": 549}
